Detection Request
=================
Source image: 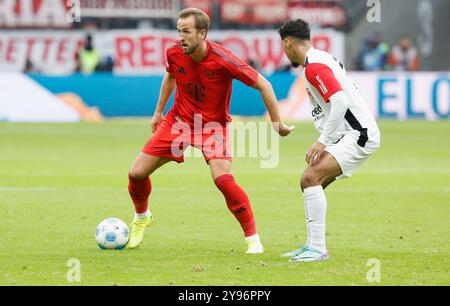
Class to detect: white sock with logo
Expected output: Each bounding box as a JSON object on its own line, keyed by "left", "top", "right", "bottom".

{"left": 303, "top": 186, "right": 327, "bottom": 254}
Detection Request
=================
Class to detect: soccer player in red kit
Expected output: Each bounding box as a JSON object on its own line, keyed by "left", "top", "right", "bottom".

{"left": 126, "top": 8, "right": 294, "bottom": 253}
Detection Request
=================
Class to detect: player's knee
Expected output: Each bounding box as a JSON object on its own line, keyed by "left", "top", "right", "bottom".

{"left": 300, "top": 171, "right": 321, "bottom": 189}
{"left": 209, "top": 160, "right": 232, "bottom": 181}
{"left": 128, "top": 167, "right": 149, "bottom": 180}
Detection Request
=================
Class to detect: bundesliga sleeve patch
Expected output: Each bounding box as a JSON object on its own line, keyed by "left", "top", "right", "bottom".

{"left": 315, "top": 75, "right": 329, "bottom": 95}
{"left": 305, "top": 63, "right": 342, "bottom": 102}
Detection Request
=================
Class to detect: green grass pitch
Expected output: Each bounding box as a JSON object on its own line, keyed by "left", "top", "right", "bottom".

{"left": 0, "top": 119, "right": 449, "bottom": 285}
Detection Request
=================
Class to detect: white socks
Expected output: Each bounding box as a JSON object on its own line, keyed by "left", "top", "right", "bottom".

{"left": 245, "top": 233, "right": 264, "bottom": 254}
{"left": 245, "top": 233, "right": 261, "bottom": 244}
{"left": 134, "top": 210, "right": 151, "bottom": 220}
{"left": 303, "top": 186, "right": 327, "bottom": 254}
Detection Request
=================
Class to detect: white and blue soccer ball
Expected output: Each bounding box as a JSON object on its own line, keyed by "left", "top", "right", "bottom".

{"left": 95, "top": 218, "right": 129, "bottom": 250}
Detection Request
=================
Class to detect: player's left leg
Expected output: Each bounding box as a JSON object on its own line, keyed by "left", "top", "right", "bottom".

{"left": 209, "top": 159, "right": 264, "bottom": 254}
{"left": 283, "top": 152, "right": 341, "bottom": 262}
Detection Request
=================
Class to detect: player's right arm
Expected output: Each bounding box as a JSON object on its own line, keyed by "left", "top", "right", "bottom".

{"left": 151, "top": 72, "right": 176, "bottom": 132}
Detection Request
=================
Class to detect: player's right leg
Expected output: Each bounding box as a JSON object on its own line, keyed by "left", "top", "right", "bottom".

{"left": 128, "top": 153, "right": 172, "bottom": 216}
{"left": 285, "top": 133, "right": 379, "bottom": 262}
{"left": 127, "top": 154, "right": 172, "bottom": 249}
{"left": 127, "top": 113, "right": 186, "bottom": 249}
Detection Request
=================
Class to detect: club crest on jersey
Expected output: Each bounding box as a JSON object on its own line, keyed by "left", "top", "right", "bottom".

{"left": 205, "top": 69, "right": 216, "bottom": 79}
{"left": 187, "top": 83, "right": 206, "bottom": 102}
{"left": 315, "top": 75, "right": 328, "bottom": 95}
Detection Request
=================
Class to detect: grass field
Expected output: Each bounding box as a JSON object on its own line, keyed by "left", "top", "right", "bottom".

{"left": 0, "top": 119, "right": 449, "bottom": 286}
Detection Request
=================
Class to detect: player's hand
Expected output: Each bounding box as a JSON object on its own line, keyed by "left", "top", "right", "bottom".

{"left": 274, "top": 122, "right": 295, "bottom": 137}
{"left": 150, "top": 112, "right": 164, "bottom": 133}
{"left": 306, "top": 141, "right": 326, "bottom": 166}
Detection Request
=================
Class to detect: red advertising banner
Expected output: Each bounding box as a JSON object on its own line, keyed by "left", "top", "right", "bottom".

{"left": 220, "top": 0, "right": 287, "bottom": 24}
{"left": 0, "top": 29, "right": 345, "bottom": 74}
{"left": 183, "top": 0, "right": 212, "bottom": 18}
{"left": 0, "top": 0, "right": 72, "bottom": 28}
{"left": 79, "top": 0, "right": 179, "bottom": 18}
{"left": 0, "top": 0, "right": 179, "bottom": 27}
{"left": 220, "top": 0, "right": 347, "bottom": 27}
{"left": 0, "top": 31, "right": 85, "bottom": 73}
{"left": 287, "top": 4, "right": 347, "bottom": 27}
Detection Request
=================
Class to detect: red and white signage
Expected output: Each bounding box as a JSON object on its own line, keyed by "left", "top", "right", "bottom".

{"left": 0, "top": 0, "right": 180, "bottom": 27}
{"left": 0, "top": 31, "right": 85, "bottom": 74}
{"left": 181, "top": 0, "right": 212, "bottom": 18}
{"left": 287, "top": 4, "right": 347, "bottom": 28}
{"left": 0, "top": 0, "right": 72, "bottom": 28}
{"left": 0, "top": 29, "right": 345, "bottom": 75}
{"left": 79, "top": 0, "right": 179, "bottom": 18}
{"left": 220, "top": 0, "right": 287, "bottom": 24}
{"left": 110, "top": 29, "right": 344, "bottom": 75}
{"left": 219, "top": 0, "right": 346, "bottom": 27}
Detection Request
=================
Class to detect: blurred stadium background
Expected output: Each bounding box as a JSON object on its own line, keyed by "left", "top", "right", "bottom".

{"left": 0, "top": 0, "right": 448, "bottom": 120}
{"left": 0, "top": 0, "right": 449, "bottom": 286}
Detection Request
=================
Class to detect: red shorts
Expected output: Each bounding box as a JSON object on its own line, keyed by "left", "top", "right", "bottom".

{"left": 142, "top": 113, "right": 231, "bottom": 163}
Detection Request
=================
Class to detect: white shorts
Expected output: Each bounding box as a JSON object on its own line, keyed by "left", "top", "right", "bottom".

{"left": 325, "top": 132, "right": 380, "bottom": 179}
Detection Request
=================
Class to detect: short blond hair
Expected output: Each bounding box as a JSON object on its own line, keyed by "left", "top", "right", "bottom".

{"left": 179, "top": 7, "right": 210, "bottom": 33}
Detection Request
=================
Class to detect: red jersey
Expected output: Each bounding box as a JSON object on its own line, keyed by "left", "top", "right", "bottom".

{"left": 165, "top": 40, "right": 259, "bottom": 126}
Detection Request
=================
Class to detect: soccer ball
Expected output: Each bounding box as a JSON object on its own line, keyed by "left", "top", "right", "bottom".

{"left": 95, "top": 218, "right": 129, "bottom": 250}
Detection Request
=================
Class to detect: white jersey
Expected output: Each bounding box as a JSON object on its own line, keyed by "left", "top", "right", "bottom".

{"left": 303, "top": 48, "right": 380, "bottom": 148}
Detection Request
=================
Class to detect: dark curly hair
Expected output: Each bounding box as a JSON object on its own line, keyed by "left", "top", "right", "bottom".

{"left": 279, "top": 19, "right": 310, "bottom": 41}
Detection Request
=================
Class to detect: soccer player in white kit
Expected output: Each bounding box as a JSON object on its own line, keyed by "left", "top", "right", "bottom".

{"left": 278, "top": 19, "right": 381, "bottom": 262}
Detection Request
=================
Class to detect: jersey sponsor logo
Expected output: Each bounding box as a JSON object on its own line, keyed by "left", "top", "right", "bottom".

{"left": 311, "top": 105, "right": 324, "bottom": 122}
{"left": 187, "top": 83, "right": 206, "bottom": 102}
{"left": 311, "top": 105, "right": 323, "bottom": 117}
{"left": 315, "top": 75, "right": 328, "bottom": 95}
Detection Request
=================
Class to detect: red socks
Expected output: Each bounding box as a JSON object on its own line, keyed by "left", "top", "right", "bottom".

{"left": 128, "top": 173, "right": 256, "bottom": 237}
{"left": 214, "top": 174, "right": 256, "bottom": 237}
{"left": 128, "top": 174, "right": 151, "bottom": 214}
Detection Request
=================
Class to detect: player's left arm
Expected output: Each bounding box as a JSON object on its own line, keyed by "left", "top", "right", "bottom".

{"left": 318, "top": 91, "right": 349, "bottom": 146}
{"left": 220, "top": 50, "right": 294, "bottom": 137}
{"left": 251, "top": 74, "right": 295, "bottom": 137}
